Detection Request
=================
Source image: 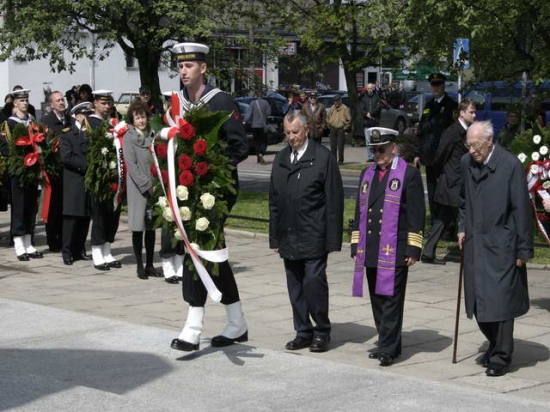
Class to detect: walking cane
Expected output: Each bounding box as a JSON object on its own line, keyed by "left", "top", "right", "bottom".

{"left": 452, "top": 250, "right": 464, "bottom": 364}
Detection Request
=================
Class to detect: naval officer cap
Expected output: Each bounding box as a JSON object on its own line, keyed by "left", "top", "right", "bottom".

{"left": 92, "top": 89, "right": 113, "bottom": 101}
{"left": 428, "top": 72, "right": 446, "bottom": 85}
{"left": 172, "top": 42, "right": 209, "bottom": 62}
{"left": 71, "top": 101, "right": 94, "bottom": 116}
{"left": 11, "top": 89, "right": 31, "bottom": 99}
{"left": 366, "top": 127, "right": 399, "bottom": 146}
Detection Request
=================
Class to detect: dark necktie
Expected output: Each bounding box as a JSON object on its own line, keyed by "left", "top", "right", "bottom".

{"left": 292, "top": 150, "right": 298, "bottom": 165}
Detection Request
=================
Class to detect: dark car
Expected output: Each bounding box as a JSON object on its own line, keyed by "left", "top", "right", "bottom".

{"left": 237, "top": 100, "right": 285, "bottom": 153}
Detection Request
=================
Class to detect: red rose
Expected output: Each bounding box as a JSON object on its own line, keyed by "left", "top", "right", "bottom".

{"left": 156, "top": 143, "right": 168, "bottom": 159}
{"left": 24, "top": 152, "right": 37, "bottom": 167}
{"left": 160, "top": 170, "right": 169, "bottom": 184}
{"left": 195, "top": 161, "right": 209, "bottom": 176}
{"left": 178, "top": 119, "right": 196, "bottom": 141}
{"left": 193, "top": 139, "right": 207, "bottom": 156}
{"left": 178, "top": 154, "right": 193, "bottom": 170}
{"left": 150, "top": 164, "right": 158, "bottom": 177}
{"left": 111, "top": 183, "right": 118, "bottom": 192}
{"left": 179, "top": 170, "right": 194, "bottom": 187}
{"left": 538, "top": 212, "right": 549, "bottom": 223}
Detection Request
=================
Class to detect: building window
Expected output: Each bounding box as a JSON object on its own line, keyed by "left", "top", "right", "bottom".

{"left": 125, "top": 54, "right": 137, "bottom": 70}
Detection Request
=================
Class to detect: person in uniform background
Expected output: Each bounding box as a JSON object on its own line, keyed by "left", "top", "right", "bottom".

{"left": 497, "top": 110, "right": 521, "bottom": 150}
{"left": 458, "top": 120, "right": 533, "bottom": 377}
{"left": 269, "top": 110, "right": 343, "bottom": 353}
{"left": 351, "top": 127, "right": 425, "bottom": 366}
{"left": 41, "top": 91, "right": 72, "bottom": 253}
{"left": 301, "top": 91, "right": 326, "bottom": 144}
{"left": 59, "top": 102, "right": 93, "bottom": 266}
{"left": 169, "top": 42, "right": 249, "bottom": 353}
{"left": 359, "top": 83, "right": 382, "bottom": 161}
{"left": 123, "top": 99, "right": 163, "bottom": 281}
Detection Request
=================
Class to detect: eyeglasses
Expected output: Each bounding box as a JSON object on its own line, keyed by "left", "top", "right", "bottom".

{"left": 369, "top": 145, "right": 389, "bottom": 154}
{"left": 464, "top": 141, "right": 486, "bottom": 151}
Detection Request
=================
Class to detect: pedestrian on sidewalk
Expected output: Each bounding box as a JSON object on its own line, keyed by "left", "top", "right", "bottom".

{"left": 269, "top": 110, "right": 344, "bottom": 353}
{"left": 351, "top": 127, "right": 425, "bottom": 366}
{"left": 458, "top": 120, "right": 533, "bottom": 377}
{"left": 327, "top": 95, "right": 351, "bottom": 165}
{"left": 244, "top": 90, "right": 271, "bottom": 165}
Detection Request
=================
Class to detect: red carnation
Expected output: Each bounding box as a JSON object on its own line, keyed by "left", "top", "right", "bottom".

{"left": 111, "top": 182, "right": 118, "bottom": 192}
{"left": 193, "top": 139, "right": 207, "bottom": 156}
{"left": 178, "top": 120, "right": 196, "bottom": 141}
{"left": 178, "top": 154, "right": 193, "bottom": 170}
{"left": 538, "top": 212, "right": 549, "bottom": 223}
{"left": 179, "top": 170, "right": 195, "bottom": 187}
{"left": 23, "top": 152, "right": 37, "bottom": 167}
{"left": 160, "top": 170, "right": 169, "bottom": 184}
{"left": 156, "top": 143, "right": 168, "bottom": 159}
{"left": 150, "top": 164, "right": 158, "bottom": 177}
{"left": 195, "top": 161, "right": 209, "bottom": 176}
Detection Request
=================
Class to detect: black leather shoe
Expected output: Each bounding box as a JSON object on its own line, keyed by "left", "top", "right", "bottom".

{"left": 94, "top": 263, "right": 110, "bottom": 271}
{"left": 165, "top": 276, "right": 179, "bottom": 284}
{"left": 137, "top": 267, "right": 148, "bottom": 280}
{"left": 477, "top": 353, "right": 490, "bottom": 368}
{"left": 285, "top": 336, "right": 313, "bottom": 350}
{"left": 421, "top": 255, "right": 446, "bottom": 265}
{"left": 378, "top": 353, "right": 393, "bottom": 366}
{"left": 28, "top": 251, "right": 43, "bottom": 259}
{"left": 211, "top": 331, "right": 248, "bottom": 347}
{"left": 63, "top": 258, "right": 74, "bottom": 266}
{"left": 309, "top": 335, "right": 330, "bottom": 353}
{"left": 486, "top": 363, "right": 508, "bottom": 377}
{"left": 107, "top": 260, "right": 122, "bottom": 269}
{"left": 368, "top": 352, "right": 379, "bottom": 359}
{"left": 171, "top": 338, "right": 199, "bottom": 352}
{"left": 17, "top": 253, "right": 30, "bottom": 262}
{"left": 145, "top": 266, "right": 162, "bottom": 277}
{"left": 74, "top": 254, "right": 92, "bottom": 261}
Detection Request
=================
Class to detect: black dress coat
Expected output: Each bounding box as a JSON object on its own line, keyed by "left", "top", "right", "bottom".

{"left": 459, "top": 144, "right": 533, "bottom": 322}
{"left": 269, "top": 140, "right": 344, "bottom": 260}
{"left": 432, "top": 121, "right": 468, "bottom": 207}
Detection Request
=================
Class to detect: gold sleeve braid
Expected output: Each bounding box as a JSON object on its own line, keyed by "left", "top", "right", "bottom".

{"left": 407, "top": 231, "right": 423, "bottom": 249}
{"left": 351, "top": 230, "right": 360, "bottom": 245}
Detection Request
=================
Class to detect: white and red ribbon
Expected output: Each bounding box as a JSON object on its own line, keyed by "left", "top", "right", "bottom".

{"left": 112, "top": 121, "right": 129, "bottom": 210}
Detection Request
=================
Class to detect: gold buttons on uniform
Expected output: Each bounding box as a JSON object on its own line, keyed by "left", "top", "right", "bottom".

{"left": 368, "top": 219, "right": 372, "bottom": 223}
{"left": 368, "top": 208, "right": 372, "bottom": 212}
{"left": 368, "top": 230, "right": 372, "bottom": 234}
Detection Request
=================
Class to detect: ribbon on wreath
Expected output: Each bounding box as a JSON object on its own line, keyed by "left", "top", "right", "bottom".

{"left": 15, "top": 123, "right": 52, "bottom": 223}
{"left": 531, "top": 192, "right": 550, "bottom": 246}
{"left": 111, "top": 120, "right": 129, "bottom": 210}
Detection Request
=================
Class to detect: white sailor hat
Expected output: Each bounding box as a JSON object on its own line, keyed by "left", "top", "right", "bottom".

{"left": 171, "top": 43, "right": 209, "bottom": 62}
{"left": 366, "top": 127, "right": 399, "bottom": 146}
{"left": 92, "top": 89, "right": 113, "bottom": 101}
{"left": 11, "top": 89, "right": 31, "bottom": 99}
{"left": 70, "top": 101, "right": 94, "bottom": 116}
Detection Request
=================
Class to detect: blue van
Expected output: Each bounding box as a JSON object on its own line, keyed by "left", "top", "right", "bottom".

{"left": 462, "top": 81, "right": 550, "bottom": 136}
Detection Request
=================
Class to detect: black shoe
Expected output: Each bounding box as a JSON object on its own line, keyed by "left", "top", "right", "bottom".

{"left": 145, "top": 266, "right": 162, "bottom": 277}
{"left": 63, "top": 258, "right": 74, "bottom": 266}
{"left": 378, "top": 353, "right": 393, "bottom": 366}
{"left": 94, "top": 263, "right": 110, "bottom": 271}
{"left": 74, "top": 253, "right": 92, "bottom": 261}
{"left": 28, "top": 251, "right": 43, "bottom": 259}
{"left": 421, "top": 255, "right": 446, "bottom": 265}
{"left": 137, "top": 267, "right": 148, "bottom": 280}
{"left": 17, "top": 253, "right": 30, "bottom": 262}
{"left": 211, "top": 331, "right": 248, "bottom": 347}
{"left": 285, "top": 336, "right": 313, "bottom": 350}
{"left": 309, "top": 335, "right": 330, "bottom": 353}
{"left": 106, "top": 260, "right": 122, "bottom": 269}
{"left": 486, "top": 363, "right": 508, "bottom": 377}
{"left": 165, "top": 276, "right": 179, "bottom": 284}
{"left": 170, "top": 338, "right": 199, "bottom": 352}
{"left": 368, "top": 352, "right": 379, "bottom": 359}
{"left": 477, "top": 353, "right": 490, "bottom": 368}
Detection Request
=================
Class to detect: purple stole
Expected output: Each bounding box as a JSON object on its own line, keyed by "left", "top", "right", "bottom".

{"left": 353, "top": 157, "right": 407, "bottom": 297}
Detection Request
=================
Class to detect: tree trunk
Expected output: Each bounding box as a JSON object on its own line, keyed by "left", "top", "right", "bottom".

{"left": 134, "top": 46, "right": 163, "bottom": 112}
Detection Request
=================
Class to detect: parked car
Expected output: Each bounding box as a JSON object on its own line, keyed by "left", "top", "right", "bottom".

{"left": 317, "top": 93, "right": 410, "bottom": 134}
{"left": 237, "top": 101, "right": 285, "bottom": 154}
{"left": 115, "top": 91, "right": 139, "bottom": 116}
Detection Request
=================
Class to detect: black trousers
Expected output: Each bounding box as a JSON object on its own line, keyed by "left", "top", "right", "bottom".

{"left": 46, "top": 176, "right": 64, "bottom": 250}
{"left": 62, "top": 216, "right": 90, "bottom": 260}
{"left": 90, "top": 197, "right": 121, "bottom": 245}
{"left": 10, "top": 178, "right": 37, "bottom": 237}
{"left": 366, "top": 266, "right": 408, "bottom": 358}
{"left": 284, "top": 255, "right": 331, "bottom": 338}
{"left": 329, "top": 127, "right": 345, "bottom": 163}
{"left": 252, "top": 127, "right": 267, "bottom": 156}
{"left": 159, "top": 228, "right": 184, "bottom": 258}
{"left": 422, "top": 203, "right": 458, "bottom": 258}
{"left": 477, "top": 318, "right": 514, "bottom": 366}
{"left": 425, "top": 165, "right": 437, "bottom": 225}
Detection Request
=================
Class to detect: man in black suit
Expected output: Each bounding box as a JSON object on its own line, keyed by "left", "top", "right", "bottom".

{"left": 351, "top": 127, "right": 425, "bottom": 366}
{"left": 413, "top": 73, "right": 457, "bottom": 226}
{"left": 422, "top": 98, "right": 476, "bottom": 264}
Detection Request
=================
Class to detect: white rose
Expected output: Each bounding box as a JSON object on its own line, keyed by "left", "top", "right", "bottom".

{"left": 101, "top": 147, "right": 109, "bottom": 155}
{"left": 518, "top": 153, "right": 527, "bottom": 163}
{"left": 163, "top": 207, "right": 174, "bottom": 222}
{"left": 195, "top": 217, "right": 210, "bottom": 231}
{"left": 543, "top": 181, "right": 550, "bottom": 189}
{"left": 174, "top": 229, "right": 183, "bottom": 241}
{"left": 179, "top": 206, "right": 192, "bottom": 221}
{"left": 190, "top": 242, "right": 200, "bottom": 251}
{"left": 532, "top": 152, "right": 541, "bottom": 161}
{"left": 533, "top": 135, "right": 542, "bottom": 144}
{"left": 176, "top": 185, "right": 189, "bottom": 201}
{"left": 157, "top": 196, "right": 168, "bottom": 207}
{"left": 200, "top": 192, "right": 216, "bottom": 210}
{"left": 541, "top": 146, "right": 549, "bottom": 156}
{"left": 109, "top": 161, "right": 117, "bottom": 170}
{"left": 105, "top": 132, "right": 114, "bottom": 139}
{"left": 530, "top": 164, "right": 540, "bottom": 174}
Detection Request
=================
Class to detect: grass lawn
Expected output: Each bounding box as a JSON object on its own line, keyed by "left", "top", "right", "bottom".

{"left": 227, "top": 191, "right": 550, "bottom": 265}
